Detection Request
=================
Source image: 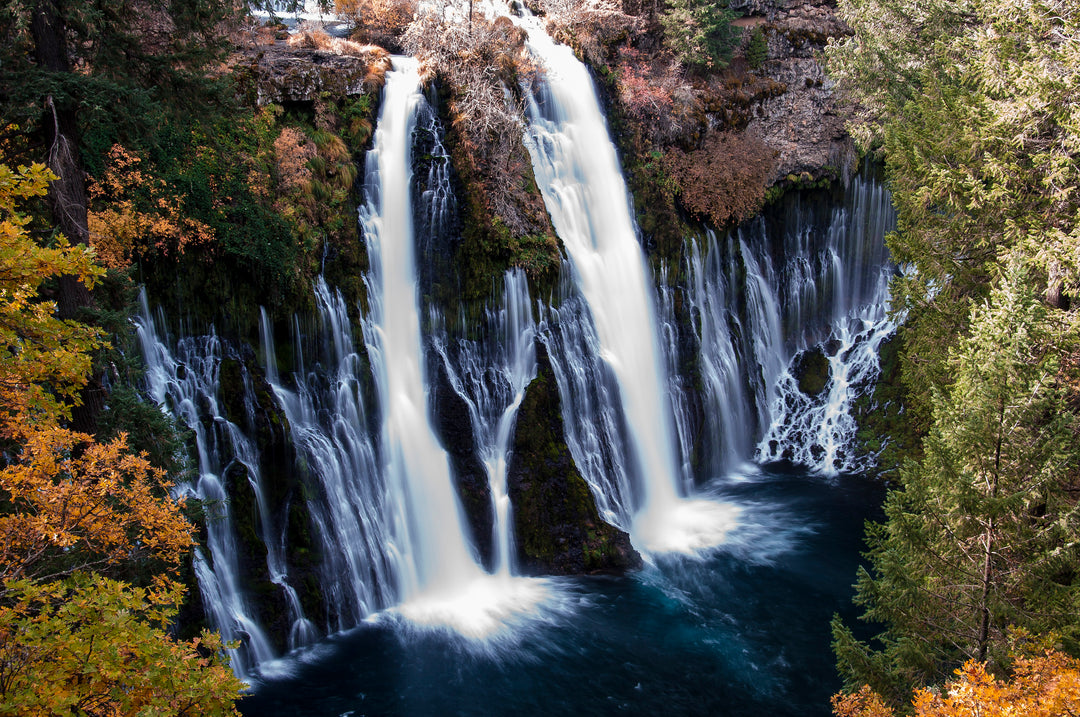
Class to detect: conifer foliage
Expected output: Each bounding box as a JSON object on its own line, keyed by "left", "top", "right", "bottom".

{"left": 827, "top": 0, "right": 1080, "bottom": 708}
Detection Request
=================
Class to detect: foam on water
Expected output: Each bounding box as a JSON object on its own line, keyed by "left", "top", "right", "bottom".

{"left": 389, "top": 576, "right": 565, "bottom": 645}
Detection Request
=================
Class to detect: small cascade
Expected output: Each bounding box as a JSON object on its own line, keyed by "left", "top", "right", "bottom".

{"left": 683, "top": 234, "right": 758, "bottom": 475}
{"left": 258, "top": 287, "right": 394, "bottom": 634}
{"left": 754, "top": 179, "right": 897, "bottom": 473}
{"left": 680, "top": 178, "right": 896, "bottom": 476}
{"left": 538, "top": 270, "right": 637, "bottom": 530}
{"left": 656, "top": 262, "right": 701, "bottom": 494}
{"left": 135, "top": 295, "right": 276, "bottom": 682}
{"left": 433, "top": 270, "right": 537, "bottom": 577}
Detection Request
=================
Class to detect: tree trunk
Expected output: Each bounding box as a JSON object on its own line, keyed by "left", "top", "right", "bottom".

{"left": 31, "top": 0, "right": 103, "bottom": 434}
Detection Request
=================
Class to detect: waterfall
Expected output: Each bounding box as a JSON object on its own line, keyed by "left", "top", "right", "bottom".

{"left": 678, "top": 178, "right": 896, "bottom": 477}
{"left": 357, "top": 57, "right": 485, "bottom": 600}
{"left": 753, "top": 178, "right": 896, "bottom": 474}
{"left": 520, "top": 15, "right": 738, "bottom": 554}
{"left": 538, "top": 269, "right": 637, "bottom": 529}
{"left": 258, "top": 287, "right": 394, "bottom": 634}
{"left": 135, "top": 297, "right": 277, "bottom": 682}
{"left": 357, "top": 58, "right": 553, "bottom": 635}
{"left": 433, "top": 270, "right": 537, "bottom": 577}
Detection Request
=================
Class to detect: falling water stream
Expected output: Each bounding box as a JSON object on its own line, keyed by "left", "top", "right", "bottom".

{"left": 520, "top": 13, "right": 742, "bottom": 555}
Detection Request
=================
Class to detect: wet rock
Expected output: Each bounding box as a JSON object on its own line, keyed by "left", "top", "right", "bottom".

{"left": 507, "top": 345, "right": 642, "bottom": 575}
{"left": 793, "top": 346, "right": 830, "bottom": 397}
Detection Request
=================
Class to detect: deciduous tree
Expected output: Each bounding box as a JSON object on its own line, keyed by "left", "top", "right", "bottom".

{"left": 0, "top": 162, "right": 242, "bottom": 714}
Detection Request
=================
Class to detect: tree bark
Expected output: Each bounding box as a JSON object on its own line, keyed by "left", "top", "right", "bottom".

{"left": 31, "top": 0, "right": 103, "bottom": 433}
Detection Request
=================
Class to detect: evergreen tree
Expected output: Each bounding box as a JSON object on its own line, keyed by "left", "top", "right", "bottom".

{"left": 832, "top": 265, "right": 1080, "bottom": 703}
{"left": 826, "top": 3, "right": 1080, "bottom": 702}
{"left": 826, "top": 0, "right": 1080, "bottom": 428}
{"left": 660, "top": 0, "right": 739, "bottom": 73}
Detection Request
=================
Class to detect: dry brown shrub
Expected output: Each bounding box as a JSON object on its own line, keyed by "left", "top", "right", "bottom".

{"left": 273, "top": 127, "right": 317, "bottom": 195}
{"left": 663, "top": 130, "right": 777, "bottom": 226}
{"left": 404, "top": 9, "right": 547, "bottom": 236}
{"left": 336, "top": 0, "right": 416, "bottom": 40}
{"left": 288, "top": 23, "right": 386, "bottom": 57}
{"left": 614, "top": 47, "right": 695, "bottom": 144}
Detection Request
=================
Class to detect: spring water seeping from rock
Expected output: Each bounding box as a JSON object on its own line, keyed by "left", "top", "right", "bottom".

{"left": 135, "top": 296, "right": 279, "bottom": 683}
{"left": 433, "top": 269, "right": 537, "bottom": 578}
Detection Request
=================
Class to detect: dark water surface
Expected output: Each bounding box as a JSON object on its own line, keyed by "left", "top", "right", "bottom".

{"left": 241, "top": 468, "right": 882, "bottom": 716}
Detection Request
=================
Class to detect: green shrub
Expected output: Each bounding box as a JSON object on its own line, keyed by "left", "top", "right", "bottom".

{"left": 746, "top": 26, "right": 768, "bottom": 69}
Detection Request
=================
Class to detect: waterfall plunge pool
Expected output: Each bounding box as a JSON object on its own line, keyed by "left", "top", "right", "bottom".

{"left": 241, "top": 466, "right": 883, "bottom": 717}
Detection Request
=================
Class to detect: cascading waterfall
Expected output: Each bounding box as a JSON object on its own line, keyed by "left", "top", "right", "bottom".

{"left": 538, "top": 272, "right": 637, "bottom": 529}
{"left": 258, "top": 285, "right": 394, "bottom": 634}
{"left": 754, "top": 178, "right": 896, "bottom": 473}
{"left": 358, "top": 57, "right": 485, "bottom": 601}
{"left": 135, "top": 296, "right": 277, "bottom": 682}
{"left": 679, "top": 177, "right": 896, "bottom": 477}
{"left": 681, "top": 233, "right": 758, "bottom": 475}
{"left": 520, "top": 14, "right": 738, "bottom": 553}
{"left": 433, "top": 270, "right": 536, "bottom": 577}
{"left": 358, "top": 57, "right": 551, "bottom": 633}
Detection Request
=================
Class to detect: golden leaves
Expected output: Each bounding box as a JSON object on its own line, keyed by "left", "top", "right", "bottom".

{"left": 0, "top": 161, "right": 241, "bottom": 712}
{"left": 87, "top": 144, "right": 215, "bottom": 269}
{"left": 833, "top": 650, "right": 1080, "bottom": 717}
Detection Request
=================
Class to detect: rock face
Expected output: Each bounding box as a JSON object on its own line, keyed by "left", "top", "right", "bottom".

{"left": 235, "top": 45, "right": 389, "bottom": 105}
{"left": 507, "top": 345, "right": 642, "bottom": 575}
{"left": 743, "top": 0, "right": 856, "bottom": 182}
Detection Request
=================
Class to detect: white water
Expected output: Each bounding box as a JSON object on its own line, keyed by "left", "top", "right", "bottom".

{"left": 135, "top": 18, "right": 896, "bottom": 673}
{"left": 434, "top": 270, "right": 537, "bottom": 577}
{"left": 359, "top": 57, "right": 483, "bottom": 599}
{"left": 520, "top": 15, "right": 737, "bottom": 554}
{"left": 259, "top": 287, "right": 395, "bottom": 633}
{"left": 135, "top": 297, "right": 277, "bottom": 682}
{"left": 753, "top": 179, "right": 896, "bottom": 473}
{"left": 360, "top": 57, "right": 553, "bottom": 634}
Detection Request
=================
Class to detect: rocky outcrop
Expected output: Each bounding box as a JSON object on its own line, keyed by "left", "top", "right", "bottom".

{"left": 234, "top": 44, "right": 390, "bottom": 105}
{"left": 507, "top": 345, "right": 642, "bottom": 575}
{"left": 744, "top": 0, "right": 856, "bottom": 182}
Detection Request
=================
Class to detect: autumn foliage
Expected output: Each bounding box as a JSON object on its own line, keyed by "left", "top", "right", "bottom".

{"left": 662, "top": 130, "right": 777, "bottom": 226}
{"left": 87, "top": 145, "right": 215, "bottom": 269}
{"left": 0, "top": 163, "right": 242, "bottom": 714}
{"left": 832, "top": 649, "right": 1080, "bottom": 717}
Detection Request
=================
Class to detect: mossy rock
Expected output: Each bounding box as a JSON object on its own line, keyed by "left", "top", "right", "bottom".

{"left": 793, "top": 346, "right": 830, "bottom": 397}
{"left": 507, "top": 344, "right": 641, "bottom": 575}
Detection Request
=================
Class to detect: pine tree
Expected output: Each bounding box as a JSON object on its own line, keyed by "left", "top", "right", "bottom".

{"left": 832, "top": 265, "right": 1080, "bottom": 703}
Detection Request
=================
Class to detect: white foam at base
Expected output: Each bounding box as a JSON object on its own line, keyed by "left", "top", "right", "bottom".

{"left": 632, "top": 499, "right": 743, "bottom": 556}
{"left": 390, "top": 575, "right": 560, "bottom": 641}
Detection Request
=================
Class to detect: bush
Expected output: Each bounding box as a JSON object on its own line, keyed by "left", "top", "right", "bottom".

{"left": 746, "top": 26, "right": 768, "bottom": 69}
{"left": 662, "top": 130, "right": 776, "bottom": 226}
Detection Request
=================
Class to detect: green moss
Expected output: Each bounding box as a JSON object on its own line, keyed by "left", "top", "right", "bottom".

{"left": 794, "top": 347, "right": 830, "bottom": 397}
{"left": 508, "top": 349, "right": 641, "bottom": 574}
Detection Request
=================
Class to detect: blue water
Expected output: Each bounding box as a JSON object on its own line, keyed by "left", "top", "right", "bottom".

{"left": 241, "top": 467, "right": 881, "bottom": 716}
